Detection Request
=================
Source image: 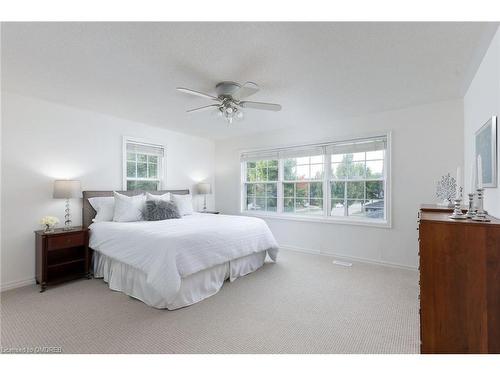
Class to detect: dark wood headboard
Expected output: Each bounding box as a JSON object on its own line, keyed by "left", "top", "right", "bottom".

{"left": 82, "top": 189, "right": 190, "bottom": 229}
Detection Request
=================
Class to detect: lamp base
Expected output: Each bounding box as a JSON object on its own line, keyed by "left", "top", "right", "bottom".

{"left": 63, "top": 199, "right": 73, "bottom": 230}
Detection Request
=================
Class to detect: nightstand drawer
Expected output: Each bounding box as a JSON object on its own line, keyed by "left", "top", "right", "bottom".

{"left": 47, "top": 232, "right": 85, "bottom": 250}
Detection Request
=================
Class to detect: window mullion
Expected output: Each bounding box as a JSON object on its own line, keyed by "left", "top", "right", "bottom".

{"left": 134, "top": 153, "right": 138, "bottom": 182}
{"left": 241, "top": 162, "right": 246, "bottom": 211}
{"left": 277, "top": 159, "right": 284, "bottom": 214}
{"left": 324, "top": 153, "right": 331, "bottom": 217}
{"left": 307, "top": 182, "right": 311, "bottom": 215}
{"left": 344, "top": 180, "right": 348, "bottom": 216}
{"left": 362, "top": 154, "right": 366, "bottom": 215}
{"left": 159, "top": 157, "right": 163, "bottom": 189}
{"left": 293, "top": 183, "right": 297, "bottom": 213}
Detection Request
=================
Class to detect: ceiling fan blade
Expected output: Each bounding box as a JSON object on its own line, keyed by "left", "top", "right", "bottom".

{"left": 236, "top": 82, "right": 260, "bottom": 99}
{"left": 176, "top": 87, "right": 219, "bottom": 101}
{"left": 239, "top": 101, "right": 282, "bottom": 111}
{"left": 186, "top": 104, "right": 220, "bottom": 113}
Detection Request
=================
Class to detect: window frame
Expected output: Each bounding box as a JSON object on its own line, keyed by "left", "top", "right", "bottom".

{"left": 242, "top": 160, "right": 279, "bottom": 213}
{"left": 329, "top": 150, "right": 385, "bottom": 220}
{"left": 122, "top": 136, "right": 166, "bottom": 191}
{"left": 282, "top": 154, "right": 325, "bottom": 216}
{"left": 239, "top": 132, "right": 392, "bottom": 228}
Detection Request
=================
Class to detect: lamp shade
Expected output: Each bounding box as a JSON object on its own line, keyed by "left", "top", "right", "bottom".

{"left": 196, "top": 183, "right": 211, "bottom": 195}
{"left": 53, "top": 180, "right": 81, "bottom": 199}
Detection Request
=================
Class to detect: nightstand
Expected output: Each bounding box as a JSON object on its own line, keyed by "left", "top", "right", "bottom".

{"left": 35, "top": 227, "right": 90, "bottom": 292}
{"left": 199, "top": 210, "right": 220, "bottom": 214}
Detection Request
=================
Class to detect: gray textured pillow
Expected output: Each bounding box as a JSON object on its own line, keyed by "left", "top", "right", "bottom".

{"left": 144, "top": 200, "right": 181, "bottom": 221}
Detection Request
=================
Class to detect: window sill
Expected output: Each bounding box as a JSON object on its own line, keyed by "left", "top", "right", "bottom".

{"left": 240, "top": 211, "right": 391, "bottom": 228}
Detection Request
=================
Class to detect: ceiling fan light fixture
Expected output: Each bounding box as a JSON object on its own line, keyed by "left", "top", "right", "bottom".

{"left": 177, "top": 81, "right": 281, "bottom": 126}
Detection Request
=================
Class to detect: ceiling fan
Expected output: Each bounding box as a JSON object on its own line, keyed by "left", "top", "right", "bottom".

{"left": 176, "top": 81, "right": 282, "bottom": 124}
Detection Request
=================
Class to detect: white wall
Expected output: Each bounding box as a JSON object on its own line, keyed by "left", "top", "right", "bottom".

{"left": 464, "top": 26, "right": 500, "bottom": 218}
{"left": 215, "top": 100, "right": 464, "bottom": 268}
{"left": 1, "top": 92, "right": 215, "bottom": 289}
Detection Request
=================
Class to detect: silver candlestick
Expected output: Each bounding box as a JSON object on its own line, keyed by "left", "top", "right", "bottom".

{"left": 465, "top": 193, "right": 476, "bottom": 219}
{"left": 449, "top": 187, "right": 467, "bottom": 220}
{"left": 471, "top": 188, "right": 490, "bottom": 222}
{"left": 449, "top": 199, "right": 467, "bottom": 219}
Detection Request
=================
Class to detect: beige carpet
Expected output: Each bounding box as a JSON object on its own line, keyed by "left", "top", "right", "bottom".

{"left": 0, "top": 250, "right": 419, "bottom": 354}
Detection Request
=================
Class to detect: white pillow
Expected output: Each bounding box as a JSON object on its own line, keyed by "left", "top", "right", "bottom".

{"left": 113, "top": 192, "right": 146, "bottom": 222}
{"left": 171, "top": 194, "right": 194, "bottom": 216}
{"left": 146, "top": 192, "right": 171, "bottom": 202}
{"left": 88, "top": 196, "right": 115, "bottom": 222}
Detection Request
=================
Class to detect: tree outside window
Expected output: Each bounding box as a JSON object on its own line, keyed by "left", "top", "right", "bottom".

{"left": 124, "top": 139, "right": 165, "bottom": 191}
{"left": 241, "top": 136, "right": 387, "bottom": 223}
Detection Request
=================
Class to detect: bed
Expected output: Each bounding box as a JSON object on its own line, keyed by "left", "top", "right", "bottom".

{"left": 83, "top": 190, "right": 279, "bottom": 309}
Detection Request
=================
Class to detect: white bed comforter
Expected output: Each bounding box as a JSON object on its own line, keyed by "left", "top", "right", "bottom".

{"left": 89, "top": 213, "right": 279, "bottom": 303}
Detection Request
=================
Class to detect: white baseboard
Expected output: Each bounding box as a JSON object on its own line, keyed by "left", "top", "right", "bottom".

{"left": 1, "top": 278, "right": 36, "bottom": 292}
{"left": 279, "top": 244, "right": 417, "bottom": 271}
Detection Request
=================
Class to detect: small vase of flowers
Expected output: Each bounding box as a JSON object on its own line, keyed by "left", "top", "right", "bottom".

{"left": 40, "top": 216, "right": 59, "bottom": 233}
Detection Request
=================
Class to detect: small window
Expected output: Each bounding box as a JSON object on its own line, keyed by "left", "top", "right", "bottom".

{"left": 123, "top": 138, "right": 165, "bottom": 191}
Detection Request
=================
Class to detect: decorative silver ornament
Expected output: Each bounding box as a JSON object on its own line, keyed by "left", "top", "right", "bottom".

{"left": 436, "top": 173, "right": 456, "bottom": 207}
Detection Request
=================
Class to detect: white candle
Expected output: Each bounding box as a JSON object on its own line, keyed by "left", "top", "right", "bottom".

{"left": 477, "top": 155, "right": 483, "bottom": 189}
{"left": 456, "top": 166, "right": 462, "bottom": 197}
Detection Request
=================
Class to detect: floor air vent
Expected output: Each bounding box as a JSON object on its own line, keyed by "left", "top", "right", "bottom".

{"left": 332, "top": 260, "right": 353, "bottom": 267}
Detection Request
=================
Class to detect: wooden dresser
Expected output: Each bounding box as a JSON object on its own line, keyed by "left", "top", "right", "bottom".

{"left": 418, "top": 205, "right": 500, "bottom": 353}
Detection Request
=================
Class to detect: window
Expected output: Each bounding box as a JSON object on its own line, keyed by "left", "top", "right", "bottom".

{"left": 123, "top": 138, "right": 165, "bottom": 190}
{"left": 240, "top": 135, "right": 389, "bottom": 225}
{"left": 330, "top": 149, "right": 385, "bottom": 219}
{"left": 243, "top": 159, "right": 278, "bottom": 212}
{"left": 283, "top": 155, "right": 324, "bottom": 215}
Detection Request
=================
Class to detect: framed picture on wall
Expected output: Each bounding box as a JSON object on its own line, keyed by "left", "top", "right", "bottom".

{"left": 475, "top": 115, "right": 498, "bottom": 188}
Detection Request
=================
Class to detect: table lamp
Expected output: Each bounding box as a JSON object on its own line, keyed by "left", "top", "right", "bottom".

{"left": 53, "top": 180, "right": 81, "bottom": 230}
{"left": 197, "top": 183, "right": 211, "bottom": 212}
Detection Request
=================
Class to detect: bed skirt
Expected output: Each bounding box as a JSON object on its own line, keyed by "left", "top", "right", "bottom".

{"left": 93, "top": 250, "right": 267, "bottom": 310}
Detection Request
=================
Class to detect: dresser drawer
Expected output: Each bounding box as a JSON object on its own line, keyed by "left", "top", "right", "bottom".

{"left": 47, "top": 232, "right": 85, "bottom": 250}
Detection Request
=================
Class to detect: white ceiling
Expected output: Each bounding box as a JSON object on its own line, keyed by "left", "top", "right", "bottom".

{"left": 1, "top": 22, "right": 497, "bottom": 140}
